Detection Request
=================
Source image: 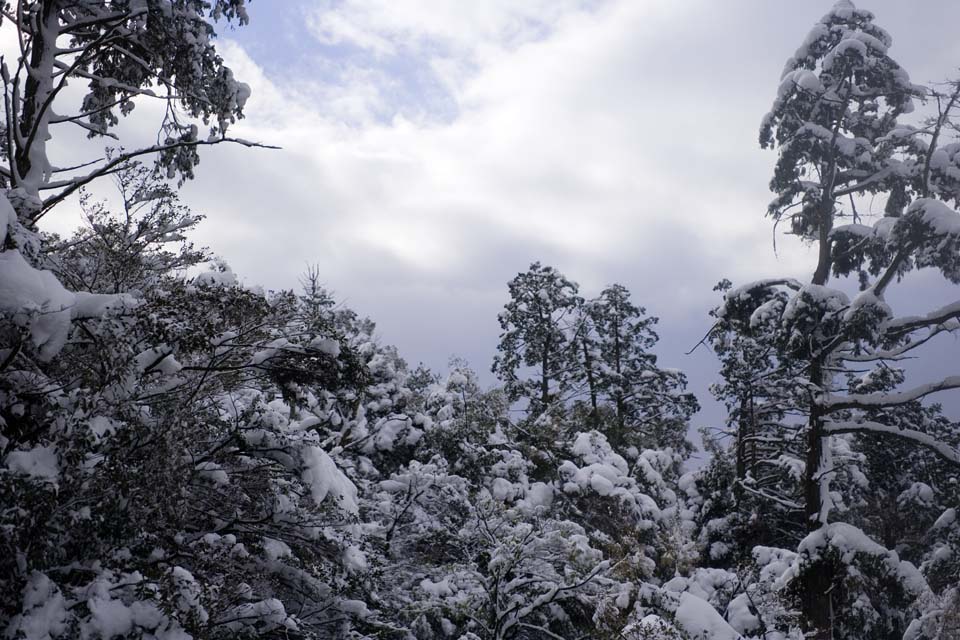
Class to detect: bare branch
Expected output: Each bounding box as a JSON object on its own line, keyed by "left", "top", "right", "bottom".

{"left": 36, "top": 137, "right": 280, "bottom": 220}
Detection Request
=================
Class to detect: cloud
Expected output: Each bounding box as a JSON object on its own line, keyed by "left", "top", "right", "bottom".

{"left": 206, "top": 1, "right": 813, "bottom": 278}
{"left": 181, "top": 2, "right": 823, "bottom": 368}
{"left": 38, "top": 0, "right": 959, "bottom": 428}
{"left": 304, "top": 0, "right": 596, "bottom": 64}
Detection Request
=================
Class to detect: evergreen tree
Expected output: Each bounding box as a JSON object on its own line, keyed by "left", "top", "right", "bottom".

{"left": 492, "top": 262, "right": 582, "bottom": 418}
{"left": 708, "top": 2, "right": 960, "bottom": 637}
{"left": 588, "top": 284, "right": 698, "bottom": 454}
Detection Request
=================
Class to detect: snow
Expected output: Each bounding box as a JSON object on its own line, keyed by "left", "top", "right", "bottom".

{"left": 134, "top": 346, "right": 183, "bottom": 375}
{"left": 930, "top": 544, "right": 953, "bottom": 565}
{"left": 309, "top": 336, "right": 341, "bottom": 357}
{"left": 725, "top": 593, "right": 761, "bottom": 635}
{"left": 487, "top": 424, "right": 509, "bottom": 445}
{"left": 17, "top": 16, "right": 55, "bottom": 198}
{"left": 524, "top": 482, "right": 554, "bottom": 509}
{"left": 0, "top": 201, "right": 137, "bottom": 362}
{"left": 342, "top": 545, "right": 368, "bottom": 573}
{"left": 87, "top": 594, "right": 134, "bottom": 639}
{"left": 571, "top": 431, "right": 629, "bottom": 473}
{"left": 0, "top": 192, "right": 13, "bottom": 246}
{"left": 749, "top": 297, "right": 783, "bottom": 328}
{"left": 262, "top": 537, "right": 292, "bottom": 561}
{"left": 898, "top": 482, "right": 934, "bottom": 506}
{"left": 932, "top": 508, "right": 956, "bottom": 530}
{"left": 339, "top": 599, "right": 370, "bottom": 618}
{"left": 623, "top": 614, "right": 677, "bottom": 637}
{"left": 753, "top": 546, "right": 797, "bottom": 585}
{"left": 784, "top": 22, "right": 829, "bottom": 75}
{"left": 88, "top": 416, "right": 118, "bottom": 441}
{"left": 796, "top": 122, "right": 858, "bottom": 156}
{"left": 222, "top": 599, "right": 289, "bottom": 633}
{"left": 844, "top": 288, "right": 890, "bottom": 323}
{"left": 825, "top": 374, "right": 960, "bottom": 411}
{"left": 491, "top": 477, "right": 518, "bottom": 501}
{"left": 888, "top": 300, "right": 960, "bottom": 334}
{"left": 874, "top": 216, "right": 900, "bottom": 239}
{"left": 721, "top": 278, "right": 801, "bottom": 313}
{"left": 674, "top": 592, "right": 742, "bottom": 640}
{"left": 73, "top": 291, "right": 138, "bottom": 319}
{"left": 7, "top": 573, "right": 67, "bottom": 640}
{"left": 373, "top": 417, "right": 409, "bottom": 450}
{"left": 791, "top": 69, "right": 822, "bottom": 93}
{"left": 195, "top": 461, "right": 228, "bottom": 485}
{"left": 420, "top": 577, "right": 454, "bottom": 597}
{"left": 0, "top": 249, "right": 74, "bottom": 360}
{"left": 781, "top": 523, "right": 930, "bottom": 596}
{"left": 782, "top": 284, "right": 849, "bottom": 323}
{"left": 909, "top": 197, "right": 960, "bottom": 236}
{"left": 6, "top": 445, "right": 59, "bottom": 484}
{"left": 558, "top": 432, "right": 661, "bottom": 524}
{"left": 301, "top": 446, "right": 359, "bottom": 514}
{"left": 825, "top": 37, "right": 868, "bottom": 70}
{"left": 589, "top": 473, "right": 615, "bottom": 496}
{"left": 830, "top": 222, "right": 874, "bottom": 239}
{"left": 235, "top": 81, "right": 252, "bottom": 109}
{"left": 170, "top": 567, "right": 206, "bottom": 620}
{"left": 194, "top": 262, "right": 237, "bottom": 287}
{"left": 829, "top": 0, "right": 855, "bottom": 18}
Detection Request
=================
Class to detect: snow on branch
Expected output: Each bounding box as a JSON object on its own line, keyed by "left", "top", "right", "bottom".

{"left": 886, "top": 300, "right": 960, "bottom": 337}
{"left": 839, "top": 320, "right": 959, "bottom": 361}
{"left": 824, "top": 419, "right": 960, "bottom": 466}
{"left": 821, "top": 375, "right": 960, "bottom": 411}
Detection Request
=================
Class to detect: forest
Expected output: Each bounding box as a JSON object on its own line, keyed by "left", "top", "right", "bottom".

{"left": 1, "top": 1, "right": 959, "bottom": 639}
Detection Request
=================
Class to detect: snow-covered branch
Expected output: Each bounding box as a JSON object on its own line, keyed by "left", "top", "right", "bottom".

{"left": 824, "top": 419, "right": 960, "bottom": 466}
{"left": 821, "top": 376, "right": 960, "bottom": 411}
{"left": 887, "top": 301, "right": 960, "bottom": 338}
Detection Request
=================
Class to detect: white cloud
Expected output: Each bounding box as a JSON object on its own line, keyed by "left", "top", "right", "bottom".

{"left": 187, "top": 2, "right": 826, "bottom": 333}
{"left": 28, "top": 0, "right": 960, "bottom": 423}
{"left": 305, "top": 0, "right": 593, "bottom": 59}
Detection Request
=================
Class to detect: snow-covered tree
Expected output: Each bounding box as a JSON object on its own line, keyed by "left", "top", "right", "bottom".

{"left": 492, "top": 262, "right": 582, "bottom": 418}
{"left": 708, "top": 2, "right": 960, "bottom": 637}
{"left": 45, "top": 161, "right": 208, "bottom": 294}
{"left": 584, "top": 284, "right": 697, "bottom": 454}
{"left": 0, "top": 157, "right": 391, "bottom": 636}
{"left": 706, "top": 279, "right": 808, "bottom": 559}
{"left": 1, "top": 0, "right": 256, "bottom": 224}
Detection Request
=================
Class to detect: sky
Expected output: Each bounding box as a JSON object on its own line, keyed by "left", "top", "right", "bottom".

{"left": 42, "top": 0, "right": 960, "bottom": 457}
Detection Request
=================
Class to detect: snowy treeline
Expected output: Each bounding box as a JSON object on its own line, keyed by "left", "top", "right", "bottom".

{"left": 1, "top": 1, "right": 959, "bottom": 639}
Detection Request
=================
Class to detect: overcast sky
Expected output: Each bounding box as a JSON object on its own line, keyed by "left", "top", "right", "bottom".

{"left": 47, "top": 0, "right": 960, "bottom": 454}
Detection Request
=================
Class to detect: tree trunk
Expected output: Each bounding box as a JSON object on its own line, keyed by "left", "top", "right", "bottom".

{"left": 613, "top": 315, "right": 625, "bottom": 434}
{"left": 540, "top": 332, "right": 551, "bottom": 412}
{"left": 811, "top": 198, "right": 834, "bottom": 286}
{"left": 799, "top": 165, "right": 840, "bottom": 639}
{"left": 801, "top": 358, "right": 834, "bottom": 640}
{"left": 734, "top": 396, "right": 749, "bottom": 507}
{"left": 582, "top": 340, "right": 599, "bottom": 429}
{"left": 16, "top": 1, "right": 61, "bottom": 198}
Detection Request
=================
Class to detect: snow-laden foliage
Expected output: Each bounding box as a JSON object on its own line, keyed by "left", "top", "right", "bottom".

{"left": 3, "top": 1, "right": 959, "bottom": 639}
{"left": 2, "top": 0, "right": 254, "bottom": 225}
{"left": 492, "top": 261, "right": 582, "bottom": 417}
{"left": 1, "top": 158, "right": 709, "bottom": 638}
{"left": 689, "top": 2, "right": 960, "bottom": 639}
